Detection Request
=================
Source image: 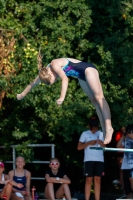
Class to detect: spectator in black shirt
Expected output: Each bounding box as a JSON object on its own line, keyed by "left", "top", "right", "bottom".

{"left": 44, "top": 158, "right": 71, "bottom": 200}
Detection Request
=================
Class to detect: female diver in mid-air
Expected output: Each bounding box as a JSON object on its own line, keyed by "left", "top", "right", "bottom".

{"left": 17, "top": 54, "right": 114, "bottom": 144}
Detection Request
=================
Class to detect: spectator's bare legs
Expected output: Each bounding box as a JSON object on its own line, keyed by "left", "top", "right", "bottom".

{"left": 129, "top": 177, "right": 133, "bottom": 192}
{"left": 10, "top": 193, "right": 32, "bottom": 200}
{"left": 56, "top": 184, "right": 71, "bottom": 200}
{"left": 0, "top": 183, "right": 12, "bottom": 200}
{"left": 25, "top": 193, "right": 32, "bottom": 200}
{"left": 85, "top": 177, "right": 93, "bottom": 200}
{"left": 94, "top": 176, "right": 101, "bottom": 200}
{"left": 44, "top": 183, "right": 55, "bottom": 200}
{"left": 10, "top": 193, "right": 23, "bottom": 200}
{"left": 117, "top": 157, "right": 124, "bottom": 190}
{"left": 44, "top": 183, "right": 71, "bottom": 200}
{"left": 78, "top": 79, "right": 106, "bottom": 136}
{"left": 85, "top": 176, "right": 101, "bottom": 200}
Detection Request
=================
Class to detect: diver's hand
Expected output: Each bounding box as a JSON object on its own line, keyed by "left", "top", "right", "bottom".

{"left": 17, "top": 93, "right": 24, "bottom": 100}
{"left": 56, "top": 98, "right": 64, "bottom": 106}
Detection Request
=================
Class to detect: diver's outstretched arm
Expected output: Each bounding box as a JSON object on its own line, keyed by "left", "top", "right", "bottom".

{"left": 17, "top": 75, "right": 40, "bottom": 100}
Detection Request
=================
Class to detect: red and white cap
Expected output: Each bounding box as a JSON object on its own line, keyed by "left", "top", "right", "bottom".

{"left": 0, "top": 162, "right": 4, "bottom": 168}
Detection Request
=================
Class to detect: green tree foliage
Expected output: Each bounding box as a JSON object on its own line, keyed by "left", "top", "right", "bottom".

{"left": 0, "top": 0, "right": 93, "bottom": 152}
{"left": 87, "top": 0, "right": 133, "bottom": 127}
{"left": 0, "top": 0, "right": 133, "bottom": 191}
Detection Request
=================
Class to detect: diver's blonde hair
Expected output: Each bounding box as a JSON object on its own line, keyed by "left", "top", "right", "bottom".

{"left": 37, "top": 48, "right": 51, "bottom": 85}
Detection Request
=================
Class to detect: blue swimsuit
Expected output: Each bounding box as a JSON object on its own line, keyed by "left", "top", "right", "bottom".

{"left": 13, "top": 170, "right": 26, "bottom": 191}
{"left": 62, "top": 59, "right": 97, "bottom": 81}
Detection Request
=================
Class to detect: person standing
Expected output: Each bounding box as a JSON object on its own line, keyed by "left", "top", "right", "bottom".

{"left": 77, "top": 117, "right": 105, "bottom": 200}
{"left": 117, "top": 124, "right": 133, "bottom": 199}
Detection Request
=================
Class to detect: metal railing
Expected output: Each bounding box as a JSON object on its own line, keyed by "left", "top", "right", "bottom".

{"left": 0, "top": 144, "right": 55, "bottom": 180}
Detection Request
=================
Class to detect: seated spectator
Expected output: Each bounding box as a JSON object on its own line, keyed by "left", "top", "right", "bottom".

{"left": 0, "top": 161, "right": 23, "bottom": 200}
{"left": 8, "top": 156, "right": 32, "bottom": 200}
{"left": 44, "top": 157, "right": 71, "bottom": 200}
